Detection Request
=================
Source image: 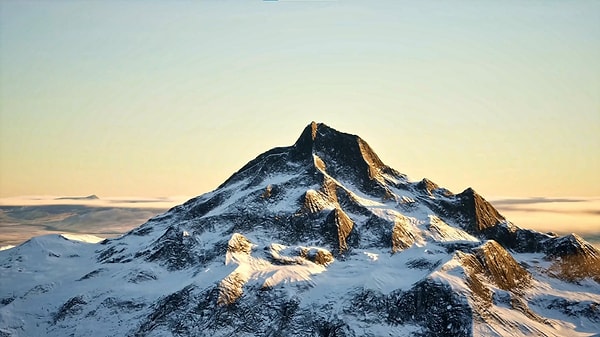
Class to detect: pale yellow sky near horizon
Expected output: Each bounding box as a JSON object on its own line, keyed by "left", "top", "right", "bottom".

{"left": 0, "top": 1, "right": 599, "bottom": 199}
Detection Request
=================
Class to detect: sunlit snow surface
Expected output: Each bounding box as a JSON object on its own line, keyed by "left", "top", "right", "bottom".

{"left": 60, "top": 234, "right": 105, "bottom": 243}
{"left": 1, "top": 232, "right": 598, "bottom": 337}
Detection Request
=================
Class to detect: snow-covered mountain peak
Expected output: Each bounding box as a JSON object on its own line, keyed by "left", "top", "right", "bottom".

{"left": 1, "top": 123, "right": 599, "bottom": 337}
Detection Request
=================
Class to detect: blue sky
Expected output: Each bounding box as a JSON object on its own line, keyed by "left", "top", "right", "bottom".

{"left": 1, "top": 0, "right": 599, "bottom": 198}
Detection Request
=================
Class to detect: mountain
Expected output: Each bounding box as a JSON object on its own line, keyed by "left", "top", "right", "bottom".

{"left": 55, "top": 195, "right": 100, "bottom": 200}
{"left": 1, "top": 122, "right": 599, "bottom": 337}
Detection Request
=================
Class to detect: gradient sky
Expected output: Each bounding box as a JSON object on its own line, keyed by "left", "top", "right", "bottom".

{"left": 1, "top": 1, "right": 599, "bottom": 199}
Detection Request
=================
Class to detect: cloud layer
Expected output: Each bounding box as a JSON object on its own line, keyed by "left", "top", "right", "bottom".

{"left": 0, "top": 195, "right": 190, "bottom": 209}
{"left": 488, "top": 197, "right": 600, "bottom": 249}
{"left": 0, "top": 195, "right": 187, "bottom": 247}
{"left": 1, "top": 195, "right": 599, "bottom": 249}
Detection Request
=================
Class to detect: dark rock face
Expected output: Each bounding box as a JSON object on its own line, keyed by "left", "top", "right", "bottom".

{"left": 132, "top": 280, "right": 473, "bottom": 337}
{"left": 454, "top": 188, "right": 506, "bottom": 233}
{"left": 133, "top": 285, "right": 348, "bottom": 337}
{"left": 323, "top": 208, "right": 356, "bottom": 253}
{"left": 392, "top": 216, "right": 417, "bottom": 252}
{"left": 349, "top": 280, "right": 473, "bottom": 337}
{"left": 141, "top": 226, "right": 199, "bottom": 271}
{"left": 545, "top": 233, "right": 598, "bottom": 258}
{"left": 471, "top": 241, "right": 531, "bottom": 291}
{"left": 420, "top": 189, "right": 502, "bottom": 238}
{"left": 53, "top": 296, "right": 87, "bottom": 324}
{"left": 293, "top": 122, "right": 385, "bottom": 174}
{"left": 537, "top": 297, "right": 600, "bottom": 322}
{"left": 232, "top": 122, "right": 405, "bottom": 197}
{"left": 544, "top": 234, "right": 600, "bottom": 282}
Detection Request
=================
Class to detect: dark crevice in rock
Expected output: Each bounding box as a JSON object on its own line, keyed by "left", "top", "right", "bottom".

{"left": 53, "top": 296, "right": 87, "bottom": 324}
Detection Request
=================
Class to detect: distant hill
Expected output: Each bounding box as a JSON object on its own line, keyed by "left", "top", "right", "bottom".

{"left": 55, "top": 195, "right": 99, "bottom": 200}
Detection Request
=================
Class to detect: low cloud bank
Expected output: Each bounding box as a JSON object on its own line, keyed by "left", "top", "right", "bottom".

{"left": 0, "top": 195, "right": 191, "bottom": 247}
{"left": 489, "top": 197, "right": 600, "bottom": 248}
{"left": 0, "top": 205, "right": 169, "bottom": 246}
{"left": 1, "top": 195, "right": 598, "bottom": 249}
{"left": 0, "top": 195, "right": 191, "bottom": 209}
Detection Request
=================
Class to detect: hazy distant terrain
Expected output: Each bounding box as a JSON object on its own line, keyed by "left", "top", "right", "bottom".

{"left": 1, "top": 196, "right": 598, "bottom": 249}
{"left": 0, "top": 205, "right": 166, "bottom": 248}
{"left": 0, "top": 196, "right": 187, "bottom": 249}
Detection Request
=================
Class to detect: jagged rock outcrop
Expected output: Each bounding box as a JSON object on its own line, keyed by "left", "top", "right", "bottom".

{"left": 545, "top": 234, "right": 600, "bottom": 282}
{"left": 455, "top": 188, "right": 506, "bottom": 233}
{"left": 323, "top": 208, "right": 355, "bottom": 253}
{"left": 391, "top": 215, "right": 418, "bottom": 252}
{"left": 267, "top": 244, "right": 334, "bottom": 266}
{"left": 469, "top": 240, "right": 531, "bottom": 291}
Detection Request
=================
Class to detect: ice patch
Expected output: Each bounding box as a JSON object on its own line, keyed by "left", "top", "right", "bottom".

{"left": 60, "top": 234, "right": 105, "bottom": 243}
{"left": 364, "top": 251, "right": 379, "bottom": 261}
